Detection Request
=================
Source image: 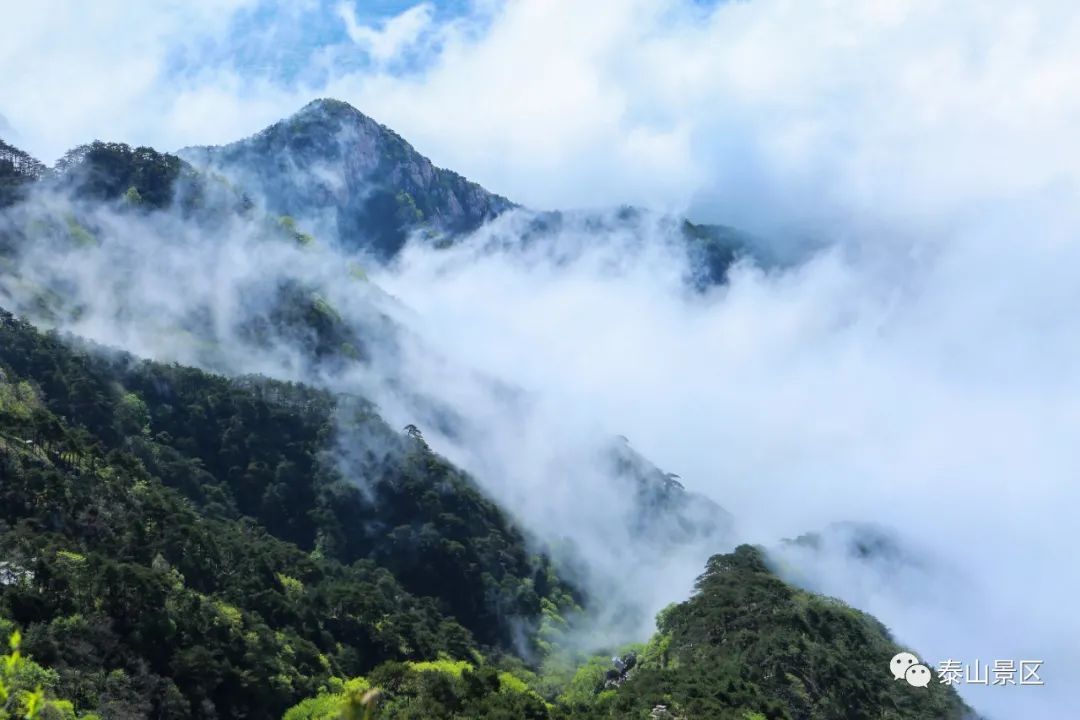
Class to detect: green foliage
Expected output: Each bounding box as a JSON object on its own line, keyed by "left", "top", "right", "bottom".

{"left": 406, "top": 659, "right": 472, "bottom": 678}
{"left": 114, "top": 392, "right": 149, "bottom": 436}
{"left": 277, "top": 215, "right": 316, "bottom": 246}
{"left": 63, "top": 217, "right": 95, "bottom": 247}
{"left": 244, "top": 280, "right": 367, "bottom": 362}
{"left": 277, "top": 573, "right": 305, "bottom": 600}
{"left": 560, "top": 545, "right": 973, "bottom": 720}
{"left": 394, "top": 192, "right": 423, "bottom": 224}
{"left": 0, "top": 631, "right": 81, "bottom": 719}
{"left": 0, "top": 309, "right": 570, "bottom": 718}
{"left": 283, "top": 688, "right": 355, "bottom": 720}
{"left": 0, "top": 376, "right": 39, "bottom": 420}
{"left": 284, "top": 660, "right": 549, "bottom": 720}
{"left": 0, "top": 108, "right": 978, "bottom": 720}
{"left": 496, "top": 672, "right": 530, "bottom": 694}
{"left": 53, "top": 551, "right": 85, "bottom": 565}
{"left": 0, "top": 312, "right": 974, "bottom": 720}
{"left": 284, "top": 676, "right": 380, "bottom": 720}
{"left": 56, "top": 142, "right": 183, "bottom": 209}
{"left": 557, "top": 656, "right": 612, "bottom": 706}
{"left": 121, "top": 186, "right": 142, "bottom": 206}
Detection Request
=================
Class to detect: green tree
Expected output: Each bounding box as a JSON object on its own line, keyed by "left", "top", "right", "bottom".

{"left": 0, "top": 631, "right": 86, "bottom": 720}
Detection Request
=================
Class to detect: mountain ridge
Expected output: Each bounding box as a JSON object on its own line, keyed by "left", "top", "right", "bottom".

{"left": 3, "top": 102, "right": 761, "bottom": 286}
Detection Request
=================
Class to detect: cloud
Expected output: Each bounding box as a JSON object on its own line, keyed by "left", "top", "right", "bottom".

{"left": 5, "top": 0, "right": 1079, "bottom": 221}
{"left": 369, "top": 196, "right": 1079, "bottom": 718}
{"left": 4, "top": 165, "right": 1074, "bottom": 719}
{"left": 336, "top": 2, "right": 435, "bottom": 64}
{"left": 0, "top": 0, "right": 259, "bottom": 162}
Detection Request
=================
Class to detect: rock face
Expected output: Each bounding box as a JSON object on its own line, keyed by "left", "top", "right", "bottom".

{"left": 180, "top": 98, "right": 514, "bottom": 259}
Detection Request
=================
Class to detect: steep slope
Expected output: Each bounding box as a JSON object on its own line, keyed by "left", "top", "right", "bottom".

{"left": 48, "top": 140, "right": 254, "bottom": 220}
{"left": 180, "top": 99, "right": 515, "bottom": 259}
{"left": 499, "top": 206, "right": 759, "bottom": 287}
{"left": 0, "top": 139, "right": 400, "bottom": 375}
{"left": 0, "top": 309, "right": 582, "bottom": 717}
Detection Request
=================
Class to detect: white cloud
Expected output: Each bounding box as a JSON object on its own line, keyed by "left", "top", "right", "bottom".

{"left": 370, "top": 196, "right": 1080, "bottom": 718}
{"left": 336, "top": 2, "right": 434, "bottom": 64}
{"left": 0, "top": 0, "right": 256, "bottom": 162}
{"left": 5, "top": 0, "right": 1079, "bottom": 222}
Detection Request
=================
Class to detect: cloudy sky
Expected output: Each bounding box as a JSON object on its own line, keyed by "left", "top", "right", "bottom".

{"left": 3, "top": 2, "right": 1080, "bottom": 717}
{"left": 2, "top": 0, "right": 1077, "bottom": 228}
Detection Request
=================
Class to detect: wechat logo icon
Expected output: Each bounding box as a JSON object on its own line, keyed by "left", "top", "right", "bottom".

{"left": 891, "top": 652, "right": 932, "bottom": 688}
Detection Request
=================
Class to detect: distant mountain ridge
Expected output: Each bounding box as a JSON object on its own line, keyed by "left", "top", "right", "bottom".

{"left": 180, "top": 98, "right": 515, "bottom": 259}
{"left": 4, "top": 100, "right": 761, "bottom": 283}
{"left": 180, "top": 99, "right": 764, "bottom": 282}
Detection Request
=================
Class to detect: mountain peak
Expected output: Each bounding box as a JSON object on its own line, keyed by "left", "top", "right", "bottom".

{"left": 285, "top": 98, "right": 382, "bottom": 132}
{"left": 294, "top": 97, "right": 366, "bottom": 120}
{"left": 180, "top": 99, "right": 513, "bottom": 258}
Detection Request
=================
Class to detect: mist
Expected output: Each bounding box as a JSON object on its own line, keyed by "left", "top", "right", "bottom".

{"left": 0, "top": 192, "right": 736, "bottom": 642}
{"left": 368, "top": 194, "right": 1080, "bottom": 718}
{"left": 4, "top": 182, "right": 1075, "bottom": 716}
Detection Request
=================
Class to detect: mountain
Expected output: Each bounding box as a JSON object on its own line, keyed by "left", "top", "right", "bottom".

{"left": 180, "top": 99, "right": 515, "bottom": 259}
{"left": 568, "top": 545, "right": 976, "bottom": 720}
{"left": 0, "top": 139, "right": 733, "bottom": 555}
{"left": 0, "top": 309, "right": 575, "bottom": 718}
{"left": 0, "top": 110, "right": 970, "bottom": 720}
{"left": 280, "top": 545, "right": 975, "bottom": 720}
{"left": 180, "top": 99, "right": 763, "bottom": 283}
{"left": 4, "top": 103, "right": 761, "bottom": 285}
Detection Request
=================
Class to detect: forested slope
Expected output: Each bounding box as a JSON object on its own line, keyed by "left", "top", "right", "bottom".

{"left": 279, "top": 545, "right": 973, "bottom": 720}
{"left": 0, "top": 309, "right": 572, "bottom": 718}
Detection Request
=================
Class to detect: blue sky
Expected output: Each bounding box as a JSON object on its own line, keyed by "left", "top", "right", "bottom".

{"left": 169, "top": 1, "right": 477, "bottom": 87}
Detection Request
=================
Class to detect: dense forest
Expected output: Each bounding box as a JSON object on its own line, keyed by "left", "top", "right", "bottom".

{"left": 275, "top": 545, "right": 973, "bottom": 720}
{"left": 0, "top": 309, "right": 573, "bottom": 718}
